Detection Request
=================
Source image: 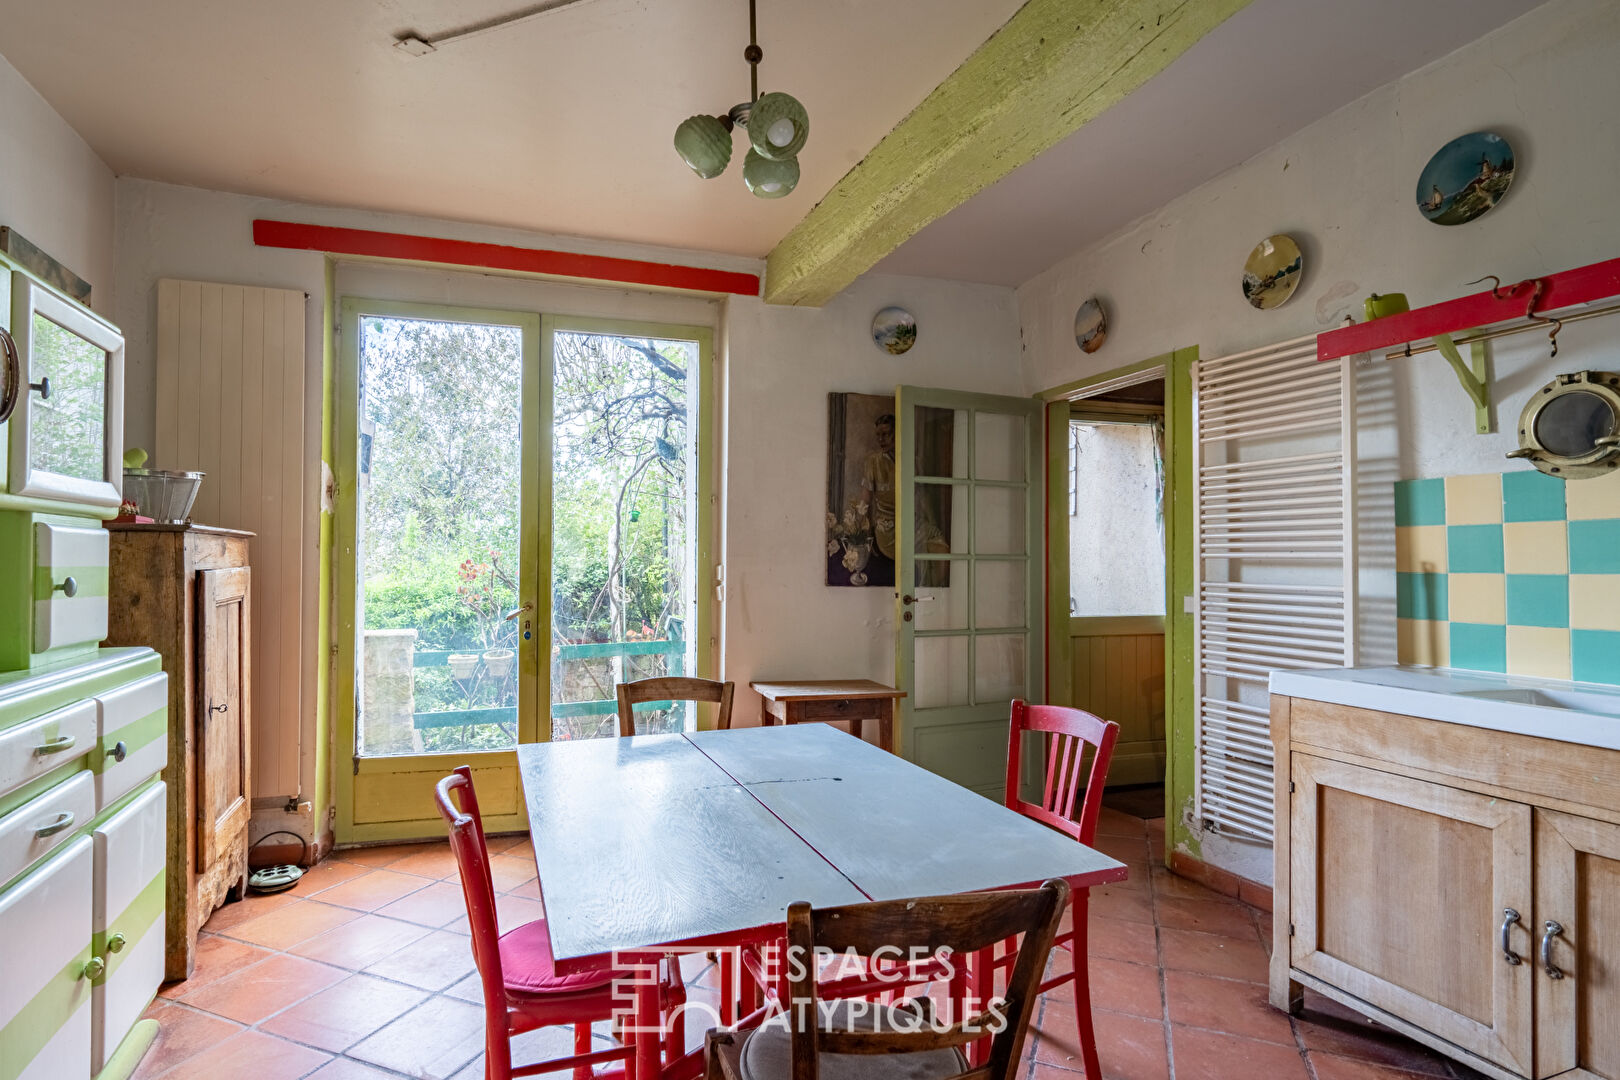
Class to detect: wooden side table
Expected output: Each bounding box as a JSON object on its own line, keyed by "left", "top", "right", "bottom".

{"left": 749, "top": 680, "right": 906, "bottom": 753}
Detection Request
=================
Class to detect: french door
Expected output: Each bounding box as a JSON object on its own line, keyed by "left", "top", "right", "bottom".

{"left": 895, "top": 386, "right": 1043, "bottom": 798}
{"left": 336, "top": 300, "right": 712, "bottom": 842}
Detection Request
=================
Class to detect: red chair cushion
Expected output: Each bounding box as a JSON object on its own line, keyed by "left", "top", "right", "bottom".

{"left": 499, "top": 920, "right": 618, "bottom": 995}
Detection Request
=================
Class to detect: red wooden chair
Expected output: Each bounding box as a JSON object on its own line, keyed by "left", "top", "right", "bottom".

{"left": 436, "top": 766, "right": 686, "bottom": 1080}
{"left": 993, "top": 700, "right": 1120, "bottom": 1080}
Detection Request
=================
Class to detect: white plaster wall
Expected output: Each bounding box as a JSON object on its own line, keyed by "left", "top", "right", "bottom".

{"left": 1014, "top": 0, "right": 1620, "bottom": 884}
{"left": 720, "top": 275, "right": 1024, "bottom": 723}
{"left": 0, "top": 51, "right": 115, "bottom": 310}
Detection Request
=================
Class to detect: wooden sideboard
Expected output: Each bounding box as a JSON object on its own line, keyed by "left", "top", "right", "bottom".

{"left": 1272, "top": 693, "right": 1620, "bottom": 1080}
{"left": 107, "top": 523, "right": 252, "bottom": 982}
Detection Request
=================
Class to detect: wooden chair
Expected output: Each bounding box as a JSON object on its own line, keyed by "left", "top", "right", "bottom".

{"left": 435, "top": 766, "right": 686, "bottom": 1080}
{"left": 615, "top": 676, "right": 735, "bottom": 737}
{"left": 705, "top": 879, "right": 1070, "bottom": 1080}
{"left": 993, "top": 700, "right": 1120, "bottom": 1080}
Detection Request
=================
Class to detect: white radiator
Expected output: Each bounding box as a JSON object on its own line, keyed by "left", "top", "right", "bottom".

{"left": 155, "top": 279, "right": 308, "bottom": 801}
{"left": 1192, "top": 333, "right": 1355, "bottom": 843}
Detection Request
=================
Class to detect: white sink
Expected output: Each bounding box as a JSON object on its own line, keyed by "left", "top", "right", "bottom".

{"left": 1270, "top": 666, "right": 1620, "bottom": 749}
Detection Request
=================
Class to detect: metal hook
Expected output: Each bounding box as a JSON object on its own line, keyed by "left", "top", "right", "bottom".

{"left": 1465, "top": 274, "right": 1507, "bottom": 299}
{"left": 1519, "top": 278, "right": 1562, "bottom": 358}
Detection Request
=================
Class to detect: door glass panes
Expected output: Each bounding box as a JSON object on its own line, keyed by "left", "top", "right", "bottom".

{"left": 1069, "top": 420, "right": 1165, "bottom": 617}
{"left": 974, "top": 412, "right": 1026, "bottom": 482}
{"left": 914, "top": 406, "right": 967, "bottom": 478}
{"left": 551, "top": 332, "right": 696, "bottom": 740}
{"left": 912, "top": 559, "right": 968, "bottom": 631}
{"left": 974, "top": 561, "right": 1026, "bottom": 629}
{"left": 974, "top": 634, "right": 1026, "bottom": 702}
{"left": 29, "top": 313, "right": 106, "bottom": 483}
{"left": 357, "top": 316, "right": 522, "bottom": 757}
{"left": 914, "top": 635, "right": 970, "bottom": 708}
{"left": 915, "top": 483, "right": 968, "bottom": 554}
{"left": 974, "top": 486, "right": 1026, "bottom": 555}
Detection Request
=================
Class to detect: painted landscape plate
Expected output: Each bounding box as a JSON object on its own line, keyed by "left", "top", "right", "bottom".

{"left": 1241, "top": 234, "right": 1303, "bottom": 310}
{"left": 872, "top": 306, "right": 917, "bottom": 355}
{"left": 1074, "top": 297, "right": 1107, "bottom": 353}
{"left": 1417, "top": 131, "right": 1515, "bottom": 226}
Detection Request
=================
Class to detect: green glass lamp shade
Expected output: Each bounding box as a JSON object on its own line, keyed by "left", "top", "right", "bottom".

{"left": 747, "top": 91, "right": 808, "bottom": 161}
{"left": 674, "top": 114, "right": 733, "bottom": 179}
{"left": 743, "top": 148, "right": 799, "bottom": 198}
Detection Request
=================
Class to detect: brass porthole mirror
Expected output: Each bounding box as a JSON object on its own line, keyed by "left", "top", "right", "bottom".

{"left": 1507, "top": 370, "right": 1620, "bottom": 477}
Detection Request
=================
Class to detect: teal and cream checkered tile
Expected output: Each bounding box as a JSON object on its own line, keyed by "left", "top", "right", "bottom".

{"left": 1444, "top": 473, "right": 1502, "bottom": 525}
{"left": 1564, "top": 469, "right": 1620, "bottom": 521}
{"left": 1503, "top": 521, "right": 1567, "bottom": 575}
{"left": 1448, "top": 573, "right": 1505, "bottom": 625}
{"left": 1569, "top": 519, "right": 1620, "bottom": 574}
{"left": 1570, "top": 574, "right": 1620, "bottom": 632}
{"left": 1396, "top": 572, "right": 1447, "bottom": 621}
{"left": 1450, "top": 622, "right": 1507, "bottom": 673}
{"left": 1502, "top": 469, "right": 1567, "bottom": 522}
{"left": 1506, "top": 574, "right": 1570, "bottom": 628}
{"left": 1394, "top": 478, "right": 1446, "bottom": 527}
{"left": 1572, "top": 629, "right": 1620, "bottom": 685}
{"left": 1448, "top": 524, "right": 1504, "bottom": 574}
{"left": 1397, "top": 618, "right": 1448, "bottom": 667}
{"left": 1506, "top": 626, "right": 1572, "bottom": 681}
{"left": 1395, "top": 525, "right": 1447, "bottom": 573}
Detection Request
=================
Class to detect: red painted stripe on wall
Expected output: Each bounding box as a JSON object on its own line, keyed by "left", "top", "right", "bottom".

{"left": 252, "top": 219, "right": 761, "bottom": 297}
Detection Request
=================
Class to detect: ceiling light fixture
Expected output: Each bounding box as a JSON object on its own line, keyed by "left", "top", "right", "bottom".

{"left": 672, "top": 0, "right": 807, "bottom": 199}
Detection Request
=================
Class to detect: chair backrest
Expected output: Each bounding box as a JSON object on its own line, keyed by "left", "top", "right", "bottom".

{"left": 435, "top": 766, "right": 508, "bottom": 1014}
{"left": 1004, "top": 700, "right": 1120, "bottom": 845}
{"left": 784, "top": 879, "right": 1069, "bottom": 1080}
{"left": 615, "top": 676, "right": 735, "bottom": 737}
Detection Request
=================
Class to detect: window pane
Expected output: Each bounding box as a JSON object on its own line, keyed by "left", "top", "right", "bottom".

{"left": 974, "top": 633, "right": 1026, "bottom": 703}
{"left": 1069, "top": 421, "right": 1165, "bottom": 617}
{"left": 974, "top": 411, "right": 1025, "bottom": 482}
{"left": 915, "top": 635, "right": 970, "bottom": 708}
{"left": 913, "top": 405, "right": 966, "bottom": 479}
{"left": 973, "top": 486, "right": 1026, "bottom": 555}
{"left": 975, "top": 561, "right": 1026, "bottom": 629}
{"left": 29, "top": 314, "right": 106, "bottom": 483}
{"left": 915, "top": 483, "right": 967, "bottom": 555}
{"left": 912, "top": 559, "right": 968, "bottom": 631}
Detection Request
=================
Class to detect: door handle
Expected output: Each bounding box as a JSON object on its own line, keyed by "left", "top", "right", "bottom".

{"left": 29, "top": 373, "right": 51, "bottom": 400}
{"left": 1500, "top": 908, "right": 1522, "bottom": 965}
{"left": 1541, "top": 921, "right": 1565, "bottom": 980}
{"left": 505, "top": 602, "right": 535, "bottom": 621}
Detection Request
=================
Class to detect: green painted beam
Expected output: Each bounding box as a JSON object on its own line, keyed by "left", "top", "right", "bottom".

{"left": 763, "top": 0, "right": 1252, "bottom": 307}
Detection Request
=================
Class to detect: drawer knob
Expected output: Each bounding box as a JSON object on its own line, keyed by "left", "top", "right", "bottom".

{"left": 109, "top": 740, "right": 128, "bottom": 763}
{"left": 107, "top": 932, "right": 128, "bottom": 954}
{"left": 29, "top": 374, "right": 51, "bottom": 401}
{"left": 55, "top": 576, "right": 78, "bottom": 598}
{"left": 34, "top": 810, "right": 76, "bottom": 838}
{"left": 34, "top": 734, "right": 77, "bottom": 755}
{"left": 81, "top": 956, "right": 105, "bottom": 981}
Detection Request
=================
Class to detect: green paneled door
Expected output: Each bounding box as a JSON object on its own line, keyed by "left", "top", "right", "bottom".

{"left": 895, "top": 386, "right": 1043, "bottom": 797}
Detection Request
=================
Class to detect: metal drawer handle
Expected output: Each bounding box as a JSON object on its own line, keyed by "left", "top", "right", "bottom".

{"left": 34, "top": 810, "right": 76, "bottom": 838}
{"left": 34, "top": 734, "right": 77, "bottom": 755}
{"left": 54, "top": 576, "right": 78, "bottom": 598}
{"left": 109, "top": 740, "right": 128, "bottom": 763}
{"left": 1541, "top": 921, "right": 1565, "bottom": 980}
{"left": 1500, "top": 908, "right": 1522, "bottom": 965}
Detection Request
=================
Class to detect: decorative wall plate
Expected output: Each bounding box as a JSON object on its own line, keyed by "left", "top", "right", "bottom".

{"left": 1074, "top": 298, "right": 1108, "bottom": 353}
{"left": 871, "top": 307, "right": 917, "bottom": 355}
{"left": 1242, "top": 234, "right": 1303, "bottom": 310}
{"left": 1417, "top": 131, "right": 1515, "bottom": 226}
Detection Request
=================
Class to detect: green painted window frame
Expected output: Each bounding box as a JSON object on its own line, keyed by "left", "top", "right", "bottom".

{"left": 332, "top": 299, "right": 717, "bottom": 844}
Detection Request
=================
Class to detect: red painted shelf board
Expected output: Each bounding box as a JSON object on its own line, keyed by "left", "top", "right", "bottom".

{"left": 252, "top": 219, "right": 761, "bottom": 297}
{"left": 1316, "top": 256, "right": 1620, "bottom": 361}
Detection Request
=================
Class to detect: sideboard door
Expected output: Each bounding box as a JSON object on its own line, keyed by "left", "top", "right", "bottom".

{"left": 1534, "top": 808, "right": 1620, "bottom": 1080}
{"left": 195, "top": 567, "right": 250, "bottom": 872}
{"left": 1289, "top": 754, "right": 1533, "bottom": 1075}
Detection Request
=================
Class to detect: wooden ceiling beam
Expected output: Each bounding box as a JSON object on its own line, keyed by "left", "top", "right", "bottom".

{"left": 762, "top": 0, "right": 1251, "bottom": 307}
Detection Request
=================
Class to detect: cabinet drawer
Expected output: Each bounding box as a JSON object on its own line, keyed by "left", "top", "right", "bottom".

{"left": 796, "top": 698, "right": 883, "bottom": 720}
{"left": 33, "top": 523, "right": 109, "bottom": 652}
{"left": 93, "top": 674, "right": 167, "bottom": 811}
{"left": 0, "top": 699, "right": 96, "bottom": 800}
{"left": 0, "top": 835, "right": 93, "bottom": 1080}
{"left": 0, "top": 770, "right": 95, "bottom": 892}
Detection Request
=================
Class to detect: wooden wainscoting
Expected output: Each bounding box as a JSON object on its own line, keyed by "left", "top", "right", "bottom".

{"left": 1069, "top": 614, "right": 1165, "bottom": 786}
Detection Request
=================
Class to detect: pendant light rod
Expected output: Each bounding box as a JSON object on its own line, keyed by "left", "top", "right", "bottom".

{"left": 745, "top": 0, "right": 762, "bottom": 104}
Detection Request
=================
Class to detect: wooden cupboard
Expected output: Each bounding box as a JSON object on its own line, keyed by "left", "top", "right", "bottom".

{"left": 105, "top": 524, "right": 252, "bottom": 982}
{"left": 1272, "top": 695, "right": 1620, "bottom": 1080}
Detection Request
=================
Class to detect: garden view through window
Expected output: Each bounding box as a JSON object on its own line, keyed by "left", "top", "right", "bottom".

{"left": 355, "top": 314, "right": 697, "bottom": 756}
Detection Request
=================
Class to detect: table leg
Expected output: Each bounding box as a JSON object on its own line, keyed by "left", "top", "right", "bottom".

{"left": 878, "top": 701, "right": 894, "bottom": 754}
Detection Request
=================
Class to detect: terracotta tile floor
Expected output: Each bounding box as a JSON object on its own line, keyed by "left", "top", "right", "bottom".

{"left": 131, "top": 817, "right": 1483, "bottom": 1080}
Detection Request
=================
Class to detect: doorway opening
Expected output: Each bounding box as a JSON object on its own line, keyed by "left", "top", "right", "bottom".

{"left": 1064, "top": 371, "right": 1168, "bottom": 800}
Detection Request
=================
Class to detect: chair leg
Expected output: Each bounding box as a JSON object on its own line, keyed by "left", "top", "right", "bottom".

{"left": 719, "top": 948, "right": 736, "bottom": 1027}
{"left": 573, "top": 1022, "right": 592, "bottom": 1080}
{"left": 1069, "top": 893, "right": 1101, "bottom": 1080}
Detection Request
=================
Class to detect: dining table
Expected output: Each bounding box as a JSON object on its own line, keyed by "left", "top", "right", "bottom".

{"left": 516, "top": 722, "right": 1128, "bottom": 1079}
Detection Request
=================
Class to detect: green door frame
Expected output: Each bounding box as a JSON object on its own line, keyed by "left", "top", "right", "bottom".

{"left": 1039, "top": 347, "right": 1198, "bottom": 857}
{"left": 333, "top": 301, "right": 719, "bottom": 844}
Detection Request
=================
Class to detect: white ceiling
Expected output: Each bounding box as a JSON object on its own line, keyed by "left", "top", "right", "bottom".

{"left": 0, "top": 0, "right": 1023, "bottom": 259}
{"left": 1, "top": 0, "right": 1544, "bottom": 287}
{"left": 876, "top": 0, "right": 1544, "bottom": 286}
